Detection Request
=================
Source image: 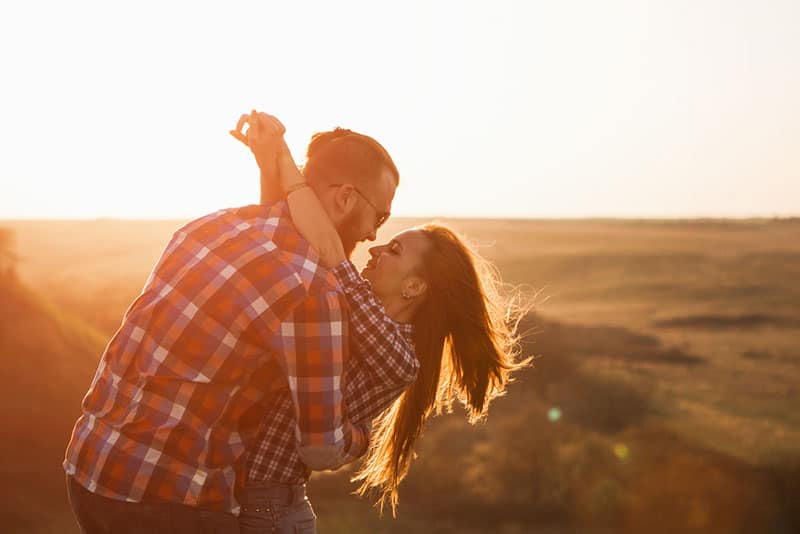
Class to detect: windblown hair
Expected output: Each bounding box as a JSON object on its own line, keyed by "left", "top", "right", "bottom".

{"left": 352, "top": 224, "right": 532, "bottom": 515}
{"left": 302, "top": 127, "right": 399, "bottom": 187}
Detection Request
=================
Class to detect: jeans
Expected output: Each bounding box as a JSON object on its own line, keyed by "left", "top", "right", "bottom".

{"left": 66, "top": 475, "right": 240, "bottom": 533}
{"left": 238, "top": 481, "right": 316, "bottom": 534}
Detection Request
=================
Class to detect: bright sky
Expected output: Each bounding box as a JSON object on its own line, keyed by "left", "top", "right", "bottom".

{"left": 1, "top": 0, "right": 798, "bottom": 219}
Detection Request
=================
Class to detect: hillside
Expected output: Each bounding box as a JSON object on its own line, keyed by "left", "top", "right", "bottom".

{"left": 0, "top": 275, "right": 106, "bottom": 533}
{"left": 306, "top": 313, "right": 795, "bottom": 533}
{"left": 2, "top": 217, "right": 799, "bottom": 532}
{"left": 3, "top": 270, "right": 794, "bottom": 533}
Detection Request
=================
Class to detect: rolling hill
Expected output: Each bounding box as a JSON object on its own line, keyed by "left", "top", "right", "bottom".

{"left": 2, "top": 217, "right": 799, "bottom": 532}
{"left": 0, "top": 274, "right": 105, "bottom": 533}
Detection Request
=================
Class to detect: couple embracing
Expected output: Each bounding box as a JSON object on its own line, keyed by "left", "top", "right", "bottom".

{"left": 64, "top": 111, "right": 529, "bottom": 533}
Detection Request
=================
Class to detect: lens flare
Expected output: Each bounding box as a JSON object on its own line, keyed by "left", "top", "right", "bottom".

{"left": 548, "top": 407, "right": 562, "bottom": 422}
{"left": 613, "top": 443, "right": 630, "bottom": 460}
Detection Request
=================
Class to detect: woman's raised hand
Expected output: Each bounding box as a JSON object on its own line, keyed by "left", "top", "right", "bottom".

{"left": 230, "top": 110, "right": 284, "bottom": 176}
{"left": 230, "top": 111, "right": 305, "bottom": 199}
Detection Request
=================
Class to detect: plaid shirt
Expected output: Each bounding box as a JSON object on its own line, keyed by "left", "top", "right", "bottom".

{"left": 63, "top": 202, "right": 404, "bottom": 513}
{"left": 247, "top": 261, "right": 418, "bottom": 483}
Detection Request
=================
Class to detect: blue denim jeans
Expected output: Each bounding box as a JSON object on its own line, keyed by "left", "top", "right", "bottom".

{"left": 238, "top": 481, "right": 316, "bottom": 534}
{"left": 66, "top": 475, "right": 239, "bottom": 533}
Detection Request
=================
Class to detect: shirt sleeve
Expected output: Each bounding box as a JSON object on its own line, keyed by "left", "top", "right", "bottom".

{"left": 344, "top": 359, "right": 409, "bottom": 426}
{"left": 332, "top": 260, "right": 420, "bottom": 389}
{"left": 271, "top": 289, "right": 369, "bottom": 471}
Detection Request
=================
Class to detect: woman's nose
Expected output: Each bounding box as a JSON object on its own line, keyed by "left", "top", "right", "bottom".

{"left": 368, "top": 244, "right": 387, "bottom": 258}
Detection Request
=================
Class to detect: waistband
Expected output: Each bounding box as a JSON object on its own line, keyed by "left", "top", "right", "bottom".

{"left": 239, "top": 481, "right": 307, "bottom": 513}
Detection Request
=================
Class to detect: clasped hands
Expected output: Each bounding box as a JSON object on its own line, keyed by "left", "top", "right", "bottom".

{"left": 229, "top": 110, "right": 305, "bottom": 193}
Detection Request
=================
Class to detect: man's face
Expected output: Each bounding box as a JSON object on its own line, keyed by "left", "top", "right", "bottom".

{"left": 337, "top": 166, "right": 397, "bottom": 258}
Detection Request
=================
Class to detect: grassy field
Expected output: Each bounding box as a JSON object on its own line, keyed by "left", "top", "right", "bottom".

{"left": 2, "top": 215, "right": 799, "bottom": 533}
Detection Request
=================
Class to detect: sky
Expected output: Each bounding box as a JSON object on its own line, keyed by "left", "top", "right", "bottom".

{"left": 1, "top": 0, "right": 798, "bottom": 219}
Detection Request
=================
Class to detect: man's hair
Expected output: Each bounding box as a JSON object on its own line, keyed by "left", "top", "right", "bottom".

{"left": 301, "top": 128, "right": 399, "bottom": 188}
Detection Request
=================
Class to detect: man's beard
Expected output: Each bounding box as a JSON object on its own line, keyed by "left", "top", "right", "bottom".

{"left": 336, "top": 210, "right": 361, "bottom": 259}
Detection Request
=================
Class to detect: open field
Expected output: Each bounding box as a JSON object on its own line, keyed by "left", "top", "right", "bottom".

{"left": 2, "top": 215, "right": 799, "bottom": 532}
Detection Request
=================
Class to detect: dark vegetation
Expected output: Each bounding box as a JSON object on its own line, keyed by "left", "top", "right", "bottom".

{"left": 305, "top": 311, "right": 798, "bottom": 533}
{"left": 654, "top": 313, "right": 800, "bottom": 329}
{"left": 0, "top": 228, "right": 107, "bottom": 532}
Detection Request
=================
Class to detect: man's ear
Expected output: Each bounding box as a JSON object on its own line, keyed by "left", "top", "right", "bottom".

{"left": 331, "top": 184, "right": 359, "bottom": 218}
{"left": 404, "top": 276, "right": 428, "bottom": 299}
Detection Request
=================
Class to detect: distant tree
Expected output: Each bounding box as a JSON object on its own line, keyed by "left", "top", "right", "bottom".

{"left": 0, "top": 227, "right": 17, "bottom": 280}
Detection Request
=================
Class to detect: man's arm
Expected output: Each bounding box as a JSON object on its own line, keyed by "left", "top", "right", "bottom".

{"left": 272, "top": 289, "right": 369, "bottom": 470}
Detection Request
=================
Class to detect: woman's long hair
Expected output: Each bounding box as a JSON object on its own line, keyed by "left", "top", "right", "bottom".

{"left": 352, "top": 224, "right": 532, "bottom": 515}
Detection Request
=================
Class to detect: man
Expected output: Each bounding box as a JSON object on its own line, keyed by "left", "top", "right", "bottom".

{"left": 64, "top": 113, "right": 418, "bottom": 532}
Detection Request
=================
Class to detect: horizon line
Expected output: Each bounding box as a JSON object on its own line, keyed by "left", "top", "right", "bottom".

{"left": 2, "top": 213, "right": 799, "bottom": 223}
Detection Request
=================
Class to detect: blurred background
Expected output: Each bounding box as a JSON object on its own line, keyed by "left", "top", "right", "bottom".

{"left": 1, "top": 1, "right": 798, "bottom": 532}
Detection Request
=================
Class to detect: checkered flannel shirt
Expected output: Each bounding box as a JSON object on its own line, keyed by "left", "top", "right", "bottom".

{"left": 63, "top": 201, "right": 404, "bottom": 513}
{"left": 247, "top": 261, "right": 419, "bottom": 483}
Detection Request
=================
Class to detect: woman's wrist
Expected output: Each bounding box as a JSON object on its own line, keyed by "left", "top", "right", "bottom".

{"left": 278, "top": 146, "right": 305, "bottom": 192}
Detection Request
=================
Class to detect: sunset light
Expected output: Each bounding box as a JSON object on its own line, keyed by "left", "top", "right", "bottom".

{"left": 2, "top": 0, "right": 798, "bottom": 219}
{"left": 3, "top": 4, "right": 800, "bottom": 531}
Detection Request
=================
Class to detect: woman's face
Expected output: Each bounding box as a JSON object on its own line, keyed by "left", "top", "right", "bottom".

{"left": 361, "top": 229, "right": 430, "bottom": 301}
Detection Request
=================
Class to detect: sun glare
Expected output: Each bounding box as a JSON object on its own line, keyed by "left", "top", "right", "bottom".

{"left": 1, "top": 1, "right": 798, "bottom": 219}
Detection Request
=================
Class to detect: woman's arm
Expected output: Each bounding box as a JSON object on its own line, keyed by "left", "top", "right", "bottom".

{"left": 244, "top": 112, "right": 346, "bottom": 267}
{"left": 342, "top": 323, "right": 417, "bottom": 426}
{"left": 279, "top": 145, "right": 347, "bottom": 267}
{"left": 230, "top": 110, "right": 283, "bottom": 205}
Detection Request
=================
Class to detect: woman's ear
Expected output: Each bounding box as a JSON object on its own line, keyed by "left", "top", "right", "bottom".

{"left": 404, "top": 276, "right": 428, "bottom": 299}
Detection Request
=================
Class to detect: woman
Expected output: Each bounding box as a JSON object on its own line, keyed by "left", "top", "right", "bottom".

{"left": 235, "top": 112, "right": 531, "bottom": 525}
